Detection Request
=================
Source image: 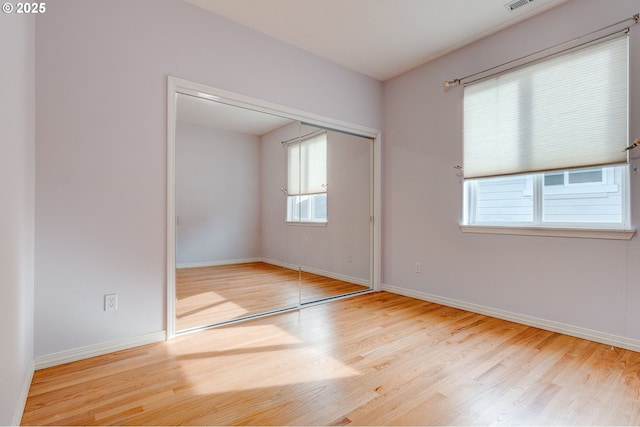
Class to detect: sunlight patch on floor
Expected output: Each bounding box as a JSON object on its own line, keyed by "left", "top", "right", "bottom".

{"left": 177, "top": 291, "right": 249, "bottom": 319}
{"left": 168, "top": 323, "right": 361, "bottom": 395}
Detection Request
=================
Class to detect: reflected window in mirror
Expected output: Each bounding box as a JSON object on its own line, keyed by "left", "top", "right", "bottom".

{"left": 286, "top": 132, "right": 327, "bottom": 224}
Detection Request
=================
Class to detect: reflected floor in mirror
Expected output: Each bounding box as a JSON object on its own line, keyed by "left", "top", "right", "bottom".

{"left": 176, "top": 262, "right": 369, "bottom": 331}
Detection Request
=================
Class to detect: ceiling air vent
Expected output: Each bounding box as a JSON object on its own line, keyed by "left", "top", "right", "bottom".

{"left": 505, "top": 0, "right": 533, "bottom": 11}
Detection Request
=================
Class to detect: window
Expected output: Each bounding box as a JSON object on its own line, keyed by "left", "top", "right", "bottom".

{"left": 465, "top": 166, "right": 627, "bottom": 226}
{"left": 462, "top": 34, "right": 630, "bottom": 232}
{"left": 286, "top": 132, "right": 327, "bottom": 223}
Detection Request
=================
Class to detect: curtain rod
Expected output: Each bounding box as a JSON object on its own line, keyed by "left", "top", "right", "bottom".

{"left": 280, "top": 129, "right": 325, "bottom": 145}
{"left": 443, "top": 12, "right": 639, "bottom": 88}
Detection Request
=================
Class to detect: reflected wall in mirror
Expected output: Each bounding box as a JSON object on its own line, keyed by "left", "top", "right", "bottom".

{"left": 173, "top": 88, "right": 375, "bottom": 333}
{"left": 283, "top": 126, "right": 373, "bottom": 304}
{"left": 175, "top": 94, "right": 300, "bottom": 332}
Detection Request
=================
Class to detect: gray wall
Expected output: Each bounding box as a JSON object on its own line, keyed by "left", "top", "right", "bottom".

{"left": 175, "top": 123, "right": 261, "bottom": 266}
{"left": 0, "top": 11, "right": 35, "bottom": 426}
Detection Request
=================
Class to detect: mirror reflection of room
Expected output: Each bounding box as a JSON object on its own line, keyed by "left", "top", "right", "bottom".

{"left": 174, "top": 94, "right": 372, "bottom": 332}
{"left": 290, "top": 126, "right": 372, "bottom": 304}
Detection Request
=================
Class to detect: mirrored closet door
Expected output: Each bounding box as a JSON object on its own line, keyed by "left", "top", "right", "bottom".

{"left": 296, "top": 125, "right": 373, "bottom": 304}
{"left": 174, "top": 94, "right": 301, "bottom": 332}
{"left": 172, "top": 87, "right": 375, "bottom": 333}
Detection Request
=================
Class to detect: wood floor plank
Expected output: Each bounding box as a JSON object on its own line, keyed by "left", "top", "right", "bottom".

{"left": 22, "top": 292, "right": 640, "bottom": 426}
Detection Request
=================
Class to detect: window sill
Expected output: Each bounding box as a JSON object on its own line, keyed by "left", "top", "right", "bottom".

{"left": 286, "top": 221, "right": 328, "bottom": 227}
{"left": 459, "top": 225, "right": 636, "bottom": 240}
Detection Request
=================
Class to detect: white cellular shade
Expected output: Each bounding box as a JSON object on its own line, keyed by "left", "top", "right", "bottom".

{"left": 287, "top": 132, "right": 327, "bottom": 195}
{"left": 463, "top": 34, "right": 628, "bottom": 179}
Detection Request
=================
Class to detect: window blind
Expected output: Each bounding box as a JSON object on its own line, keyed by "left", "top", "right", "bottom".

{"left": 463, "top": 34, "right": 628, "bottom": 179}
{"left": 287, "top": 133, "right": 327, "bottom": 195}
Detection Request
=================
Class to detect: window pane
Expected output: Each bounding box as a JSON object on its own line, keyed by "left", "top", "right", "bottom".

{"left": 298, "top": 195, "right": 310, "bottom": 221}
{"left": 568, "top": 169, "right": 602, "bottom": 184}
{"left": 286, "top": 194, "right": 327, "bottom": 223}
{"left": 311, "top": 193, "right": 327, "bottom": 222}
{"left": 544, "top": 173, "right": 564, "bottom": 186}
{"left": 287, "top": 195, "right": 299, "bottom": 222}
{"left": 542, "top": 166, "right": 623, "bottom": 224}
{"left": 474, "top": 175, "right": 533, "bottom": 223}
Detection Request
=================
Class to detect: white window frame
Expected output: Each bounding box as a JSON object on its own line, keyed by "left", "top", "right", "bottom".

{"left": 460, "top": 33, "right": 635, "bottom": 240}
{"left": 462, "top": 165, "right": 633, "bottom": 240}
{"left": 286, "top": 193, "right": 328, "bottom": 225}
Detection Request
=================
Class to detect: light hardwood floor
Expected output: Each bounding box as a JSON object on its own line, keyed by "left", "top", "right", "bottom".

{"left": 22, "top": 292, "right": 640, "bottom": 425}
{"left": 176, "top": 262, "right": 369, "bottom": 331}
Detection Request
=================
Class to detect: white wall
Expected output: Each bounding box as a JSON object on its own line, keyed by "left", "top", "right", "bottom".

{"left": 175, "top": 123, "right": 261, "bottom": 265}
{"left": 0, "top": 12, "right": 35, "bottom": 425}
{"left": 383, "top": 0, "right": 640, "bottom": 341}
{"left": 34, "top": 0, "right": 382, "bottom": 357}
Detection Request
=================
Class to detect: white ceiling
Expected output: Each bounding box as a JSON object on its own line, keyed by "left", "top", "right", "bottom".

{"left": 184, "top": 0, "right": 569, "bottom": 81}
{"left": 176, "top": 93, "right": 294, "bottom": 135}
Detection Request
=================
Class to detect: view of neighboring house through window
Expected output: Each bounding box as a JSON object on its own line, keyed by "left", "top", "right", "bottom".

{"left": 467, "top": 166, "right": 625, "bottom": 225}
{"left": 286, "top": 131, "right": 328, "bottom": 223}
{"left": 462, "top": 33, "right": 630, "bottom": 230}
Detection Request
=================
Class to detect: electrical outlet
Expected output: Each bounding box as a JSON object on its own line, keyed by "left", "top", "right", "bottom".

{"left": 415, "top": 262, "right": 421, "bottom": 273}
{"left": 347, "top": 253, "right": 352, "bottom": 263}
{"left": 104, "top": 294, "right": 118, "bottom": 311}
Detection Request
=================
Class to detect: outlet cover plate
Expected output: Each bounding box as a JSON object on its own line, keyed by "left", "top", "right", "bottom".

{"left": 104, "top": 294, "right": 118, "bottom": 311}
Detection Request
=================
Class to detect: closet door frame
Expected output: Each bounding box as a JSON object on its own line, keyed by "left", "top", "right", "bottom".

{"left": 166, "top": 76, "right": 381, "bottom": 340}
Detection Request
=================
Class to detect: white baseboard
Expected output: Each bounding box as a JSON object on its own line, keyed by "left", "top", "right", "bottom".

{"left": 261, "top": 258, "right": 370, "bottom": 287}
{"left": 382, "top": 283, "right": 640, "bottom": 353}
{"left": 176, "top": 257, "right": 261, "bottom": 269}
{"left": 302, "top": 265, "right": 370, "bottom": 287}
{"left": 177, "top": 257, "right": 370, "bottom": 287}
{"left": 13, "top": 359, "right": 35, "bottom": 426}
{"left": 260, "top": 257, "right": 298, "bottom": 271}
{"left": 34, "top": 331, "right": 166, "bottom": 370}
